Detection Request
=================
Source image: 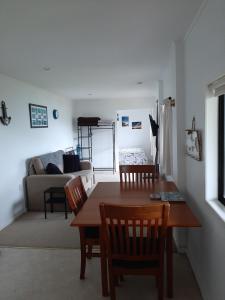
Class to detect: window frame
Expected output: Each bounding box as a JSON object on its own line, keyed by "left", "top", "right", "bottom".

{"left": 218, "top": 94, "right": 225, "bottom": 205}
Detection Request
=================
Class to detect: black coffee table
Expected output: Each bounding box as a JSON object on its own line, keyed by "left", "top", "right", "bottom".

{"left": 44, "top": 187, "right": 68, "bottom": 219}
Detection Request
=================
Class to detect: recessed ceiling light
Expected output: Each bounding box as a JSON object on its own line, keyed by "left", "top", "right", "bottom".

{"left": 137, "top": 81, "right": 143, "bottom": 85}
{"left": 43, "top": 66, "right": 51, "bottom": 71}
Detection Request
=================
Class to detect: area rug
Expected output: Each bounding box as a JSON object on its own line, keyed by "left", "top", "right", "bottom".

{"left": 0, "top": 212, "right": 80, "bottom": 249}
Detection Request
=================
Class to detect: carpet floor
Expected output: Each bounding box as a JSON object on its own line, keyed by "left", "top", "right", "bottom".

{"left": 0, "top": 173, "right": 120, "bottom": 249}
{"left": 0, "top": 212, "right": 80, "bottom": 249}
{"left": 0, "top": 247, "right": 202, "bottom": 300}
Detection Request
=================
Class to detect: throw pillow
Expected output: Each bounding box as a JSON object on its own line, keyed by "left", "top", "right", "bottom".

{"left": 32, "top": 157, "right": 45, "bottom": 174}
{"left": 46, "top": 163, "right": 63, "bottom": 174}
{"left": 63, "top": 154, "right": 81, "bottom": 173}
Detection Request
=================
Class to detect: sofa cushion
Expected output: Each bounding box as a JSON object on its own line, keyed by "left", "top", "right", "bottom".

{"left": 32, "top": 157, "right": 45, "bottom": 174}
{"left": 39, "top": 150, "right": 64, "bottom": 173}
{"left": 46, "top": 163, "right": 63, "bottom": 174}
{"left": 63, "top": 154, "right": 81, "bottom": 173}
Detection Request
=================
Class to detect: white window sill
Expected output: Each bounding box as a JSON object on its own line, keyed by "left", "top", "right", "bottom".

{"left": 206, "top": 199, "right": 225, "bottom": 223}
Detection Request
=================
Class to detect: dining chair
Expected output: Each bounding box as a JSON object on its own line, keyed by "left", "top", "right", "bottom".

{"left": 64, "top": 176, "right": 100, "bottom": 279}
{"left": 119, "top": 164, "right": 157, "bottom": 183}
{"left": 100, "top": 203, "right": 170, "bottom": 300}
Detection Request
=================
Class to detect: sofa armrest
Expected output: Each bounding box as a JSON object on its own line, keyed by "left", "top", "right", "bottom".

{"left": 80, "top": 160, "right": 93, "bottom": 171}
{"left": 26, "top": 174, "right": 74, "bottom": 211}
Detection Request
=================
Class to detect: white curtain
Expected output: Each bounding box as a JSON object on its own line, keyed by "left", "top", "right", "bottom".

{"left": 159, "top": 101, "right": 173, "bottom": 176}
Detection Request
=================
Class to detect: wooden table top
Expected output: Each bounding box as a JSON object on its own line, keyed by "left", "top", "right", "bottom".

{"left": 71, "top": 181, "right": 201, "bottom": 228}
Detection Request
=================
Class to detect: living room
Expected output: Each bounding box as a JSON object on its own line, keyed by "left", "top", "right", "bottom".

{"left": 1, "top": 0, "right": 225, "bottom": 299}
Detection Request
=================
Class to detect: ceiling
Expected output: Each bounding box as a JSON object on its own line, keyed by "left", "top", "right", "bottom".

{"left": 0, "top": 0, "right": 202, "bottom": 100}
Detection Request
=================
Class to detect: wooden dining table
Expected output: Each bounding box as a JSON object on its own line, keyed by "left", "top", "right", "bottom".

{"left": 71, "top": 181, "right": 201, "bottom": 298}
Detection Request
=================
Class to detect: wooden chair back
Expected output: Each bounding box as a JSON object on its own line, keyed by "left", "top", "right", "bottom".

{"left": 119, "top": 164, "right": 156, "bottom": 183}
{"left": 64, "top": 176, "right": 87, "bottom": 215}
{"left": 100, "top": 203, "right": 170, "bottom": 261}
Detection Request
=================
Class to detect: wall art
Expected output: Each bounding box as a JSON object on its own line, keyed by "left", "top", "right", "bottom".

{"left": 132, "top": 121, "right": 142, "bottom": 129}
{"left": 29, "top": 103, "right": 48, "bottom": 128}
{"left": 185, "top": 117, "right": 201, "bottom": 161}
{"left": 122, "top": 116, "right": 129, "bottom": 127}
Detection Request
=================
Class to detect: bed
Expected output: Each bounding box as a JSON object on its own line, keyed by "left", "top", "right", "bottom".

{"left": 119, "top": 148, "right": 149, "bottom": 165}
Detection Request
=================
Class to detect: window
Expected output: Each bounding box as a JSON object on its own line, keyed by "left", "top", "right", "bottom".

{"left": 218, "top": 94, "right": 225, "bottom": 205}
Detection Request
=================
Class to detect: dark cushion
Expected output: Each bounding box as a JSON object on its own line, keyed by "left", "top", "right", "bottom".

{"left": 112, "top": 259, "right": 159, "bottom": 269}
{"left": 63, "top": 154, "right": 81, "bottom": 173}
{"left": 46, "top": 163, "right": 63, "bottom": 174}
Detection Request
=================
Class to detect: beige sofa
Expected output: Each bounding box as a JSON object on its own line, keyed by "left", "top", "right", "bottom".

{"left": 26, "top": 150, "right": 94, "bottom": 211}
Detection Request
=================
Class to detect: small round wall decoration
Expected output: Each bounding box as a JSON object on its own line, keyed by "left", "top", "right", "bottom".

{"left": 53, "top": 109, "right": 59, "bottom": 119}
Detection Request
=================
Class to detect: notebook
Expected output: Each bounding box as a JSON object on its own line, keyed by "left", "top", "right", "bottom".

{"left": 149, "top": 192, "right": 185, "bottom": 202}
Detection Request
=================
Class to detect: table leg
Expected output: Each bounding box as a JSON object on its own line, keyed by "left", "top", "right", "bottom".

{"left": 50, "top": 203, "right": 53, "bottom": 213}
{"left": 167, "top": 227, "right": 173, "bottom": 298}
{"left": 100, "top": 231, "right": 109, "bottom": 297}
{"left": 44, "top": 192, "right": 47, "bottom": 219}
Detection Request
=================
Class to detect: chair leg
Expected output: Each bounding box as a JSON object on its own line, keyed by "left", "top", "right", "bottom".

{"left": 114, "top": 275, "right": 119, "bottom": 286}
{"left": 87, "top": 245, "right": 92, "bottom": 259}
{"left": 80, "top": 242, "right": 86, "bottom": 279}
{"left": 109, "top": 270, "right": 116, "bottom": 300}
{"left": 157, "top": 275, "right": 164, "bottom": 300}
{"left": 155, "top": 277, "right": 159, "bottom": 287}
{"left": 44, "top": 202, "right": 47, "bottom": 219}
{"left": 64, "top": 201, "right": 68, "bottom": 219}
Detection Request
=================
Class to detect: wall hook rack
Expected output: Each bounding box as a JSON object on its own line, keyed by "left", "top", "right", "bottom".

{"left": 0, "top": 100, "right": 11, "bottom": 126}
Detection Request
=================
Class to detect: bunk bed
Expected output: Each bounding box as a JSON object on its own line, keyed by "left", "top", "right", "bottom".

{"left": 77, "top": 117, "right": 115, "bottom": 173}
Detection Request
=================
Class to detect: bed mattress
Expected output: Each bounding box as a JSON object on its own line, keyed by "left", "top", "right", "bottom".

{"left": 119, "top": 148, "right": 149, "bottom": 165}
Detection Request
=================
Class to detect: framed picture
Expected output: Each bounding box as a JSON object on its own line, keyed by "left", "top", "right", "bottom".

{"left": 132, "top": 121, "right": 142, "bottom": 129}
{"left": 122, "top": 116, "right": 129, "bottom": 127}
{"left": 29, "top": 103, "right": 48, "bottom": 128}
{"left": 185, "top": 130, "right": 201, "bottom": 161}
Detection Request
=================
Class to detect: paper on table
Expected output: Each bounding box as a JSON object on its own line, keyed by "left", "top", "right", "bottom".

{"left": 159, "top": 192, "right": 185, "bottom": 202}
{"left": 149, "top": 193, "right": 161, "bottom": 200}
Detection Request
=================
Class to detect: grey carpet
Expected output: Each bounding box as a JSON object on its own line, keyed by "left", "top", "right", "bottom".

{"left": 0, "top": 212, "right": 80, "bottom": 249}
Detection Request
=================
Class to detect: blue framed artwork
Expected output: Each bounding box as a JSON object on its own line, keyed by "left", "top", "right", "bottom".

{"left": 29, "top": 103, "right": 48, "bottom": 128}
{"left": 122, "top": 116, "right": 129, "bottom": 127}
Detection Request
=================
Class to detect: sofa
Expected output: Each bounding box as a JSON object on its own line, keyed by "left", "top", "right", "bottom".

{"left": 26, "top": 150, "right": 94, "bottom": 211}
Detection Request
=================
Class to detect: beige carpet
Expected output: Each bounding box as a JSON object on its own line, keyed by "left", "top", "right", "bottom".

{"left": 0, "top": 212, "right": 80, "bottom": 249}
{"left": 0, "top": 174, "right": 119, "bottom": 249}
{"left": 0, "top": 247, "right": 202, "bottom": 300}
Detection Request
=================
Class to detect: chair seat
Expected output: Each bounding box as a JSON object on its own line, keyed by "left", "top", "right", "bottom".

{"left": 112, "top": 259, "right": 159, "bottom": 269}
{"left": 84, "top": 226, "right": 99, "bottom": 239}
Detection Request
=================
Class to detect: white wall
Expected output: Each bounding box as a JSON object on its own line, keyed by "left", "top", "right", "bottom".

{"left": 0, "top": 73, "right": 73, "bottom": 230}
{"left": 117, "top": 108, "right": 153, "bottom": 162}
{"left": 162, "top": 41, "right": 185, "bottom": 190}
{"left": 183, "top": 0, "right": 225, "bottom": 299}
{"left": 72, "top": 98, "right": 156, "bottom": 169}
{"left": 72, "top": 98, "right": 155, "bottom": 120}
